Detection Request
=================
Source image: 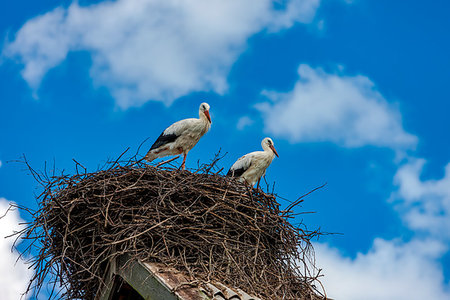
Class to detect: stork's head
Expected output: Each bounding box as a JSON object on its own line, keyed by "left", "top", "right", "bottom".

{"left": 199, "top": 102, "right": 211, "bottom": 123}
{"left": 262, "top": 137, "right": 279, "bottom": 157}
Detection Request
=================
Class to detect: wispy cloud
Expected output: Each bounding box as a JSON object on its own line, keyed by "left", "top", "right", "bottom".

{"left": 0, "top": 198, "right": 32, "bottom": 300}
{"left": 4, "top": 0, "right": 320, "bottom": 109}
{"left": 315, "top": 238, "right": 450, "bottom": 300}
{"left": 236, "top": 116, "right": 254, "bottom": 130}
{"left": 257, "top": 64, "right": 417, "bottom": 151}
{"left": 392, "top": 158, "right": 450, "bottom": 240}
{"left": 314, "top": 156, "right": 450, "bottom": 299}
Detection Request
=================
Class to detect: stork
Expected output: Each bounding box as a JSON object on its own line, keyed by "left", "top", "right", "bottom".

{"left": 145, "top": 102, "right": 211, "bottom": 170}
{"left": 227, "top": 137, "right": 279, "bottom": 187}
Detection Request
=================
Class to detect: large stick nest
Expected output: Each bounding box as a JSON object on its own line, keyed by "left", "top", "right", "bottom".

{"left": 16, "top": 154, "right": 325, "bottom": 299}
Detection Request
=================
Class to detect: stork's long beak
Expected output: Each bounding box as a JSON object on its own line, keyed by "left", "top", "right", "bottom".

{"left": 269, "top": 144, "right": 279, "bottom": 157}
{"left": 204, "top": 110, "right": 212, "bottom": 123}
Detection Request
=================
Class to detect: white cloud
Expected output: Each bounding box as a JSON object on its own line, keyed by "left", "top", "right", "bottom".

{"left": 393, "top": 158, "right": 450, "bottom": 239}
{"left": 4, "top": 0, "right": 320, "bottom": 109}
{"left": 315, "top": 238, "right": 450, "bottom": 300}
{"left": 268, "top": 0, "right": 319, "bottom": 31}
{"left": 313, "top": 157, "right": 450, "bottom": 299}
{"left": 316, "top": 19, "right": 325, "bottom": 31}
{"left": 236, "top": 116, "right": 254, "bottom": 130}
{"left": 0, "top": 198, "right": 32, "bottom": 300}
{"left": 257, "top": 64, "right": 417, "bottom": 150}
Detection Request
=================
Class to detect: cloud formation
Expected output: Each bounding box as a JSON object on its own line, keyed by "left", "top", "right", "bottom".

{"left": 314, "top": 157, "right": 450, "bottom": 299}
{"left": 4, "top": 0, "right": 320, "bottom": 108}
{"left": 315, "top": 238, "right": 450, "bottom": 300}
{"left": 236, "top": 116, "right": 254, "bottom": 130}
{"left": 393, "top": 158, "right": 450, "bottom": 239}
{"left": 0, "top": 198, "right": 32, "bottom": 300}
{"left": 257, "top": 64, "right": 417, "bottom": 150}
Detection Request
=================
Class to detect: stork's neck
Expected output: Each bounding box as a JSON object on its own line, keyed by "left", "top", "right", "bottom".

{"left": 262, "top": 143, "right": 275, "bottom": 157}
{"left": 199, "top": 111, "right": 210, "bottom": 123}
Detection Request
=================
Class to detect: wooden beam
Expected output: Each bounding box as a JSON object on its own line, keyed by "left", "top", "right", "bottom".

{"left": 115, "top": 255, "right": 179, "bottom": 300}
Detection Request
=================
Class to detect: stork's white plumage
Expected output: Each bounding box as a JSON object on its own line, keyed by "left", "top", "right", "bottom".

{"left": 145, "top": 102, "right": 211, "bottom": 169}
{"left": 227, "top": 137, "right": 279, "bottom": 186}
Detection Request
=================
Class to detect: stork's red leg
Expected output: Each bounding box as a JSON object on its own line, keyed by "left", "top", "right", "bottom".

{"left": 181, "top": 153, "right": 187, "bottom": 170}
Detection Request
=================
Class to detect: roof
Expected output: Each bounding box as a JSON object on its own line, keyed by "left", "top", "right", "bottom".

{"left": 144, "top": 262, "right": 261, "bottom": 300}
{"left": 96, "top": 254, "right": 262, "bottom": 300}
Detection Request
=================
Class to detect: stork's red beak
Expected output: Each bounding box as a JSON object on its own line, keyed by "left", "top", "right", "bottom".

{"left": 269, "top": 144, "right": 279, "bottom": 157}
{"left": 204, "top": 110, "right": 212, "bottom": 123}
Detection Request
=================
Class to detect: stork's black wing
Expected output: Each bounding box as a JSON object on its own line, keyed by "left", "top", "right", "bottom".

{"left": 227, "top": 154, "right": 252, "bottom": 177}
{"left": 150, "top": 131, "right": 179, "bottom": 150}
{"left": 226, "top": 166, "right": 246, "bottom": 177}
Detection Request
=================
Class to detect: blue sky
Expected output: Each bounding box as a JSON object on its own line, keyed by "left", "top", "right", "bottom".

{"left": 1, "top": 0, "right": 450, "bottom": 299}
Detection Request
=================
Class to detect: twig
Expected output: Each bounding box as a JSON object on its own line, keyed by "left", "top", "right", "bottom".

{"left": 156, "top": 156, "right": 180, "bottom": 168}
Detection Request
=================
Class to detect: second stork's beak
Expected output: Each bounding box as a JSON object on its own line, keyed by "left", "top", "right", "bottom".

{"left": 204, "top": 110, "right": 212, "bottom": 123}
{"left": 269, "top": 144, "right": 279, "bottom": 157}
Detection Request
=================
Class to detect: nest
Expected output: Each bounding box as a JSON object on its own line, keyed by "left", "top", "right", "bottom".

{"left": 15, "top": 154, "right": 325, "bottom": 299}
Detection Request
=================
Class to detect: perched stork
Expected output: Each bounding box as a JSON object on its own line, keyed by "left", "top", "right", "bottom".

{"left": 145, "top": 102, "right": 212, "bottom": 169}
{"left": 227, "top": 137, "right": 279, "bottom": 187}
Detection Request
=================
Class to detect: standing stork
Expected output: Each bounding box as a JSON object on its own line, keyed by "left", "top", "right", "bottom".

{"left": 145, "top": 102, "right": 211, "bottom": 170}
{"left": 227, "top": 137, "right": 279, "bottom": 187}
